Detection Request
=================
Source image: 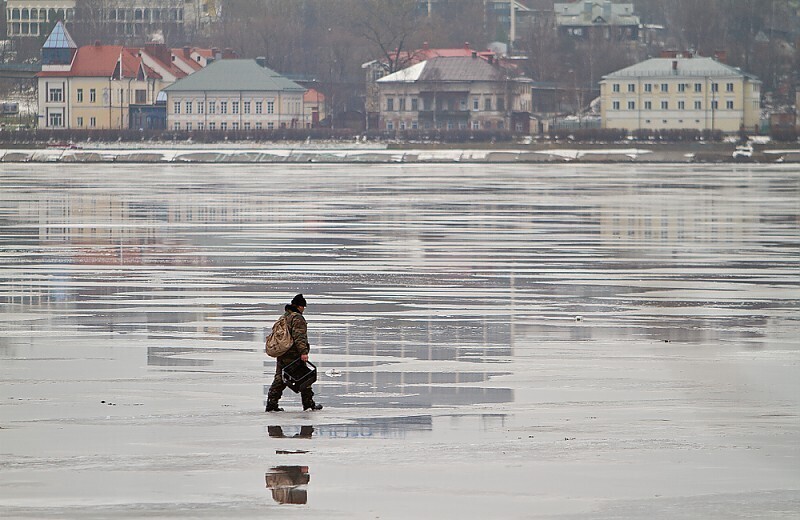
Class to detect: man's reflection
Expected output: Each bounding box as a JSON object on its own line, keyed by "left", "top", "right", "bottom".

{"left": 268, "top": 425, "right": 314, "bottom": 438}
{"left": 265, "top": 466, "right": 310, "bottom": 504}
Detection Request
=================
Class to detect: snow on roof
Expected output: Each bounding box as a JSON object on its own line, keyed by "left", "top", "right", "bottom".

{"left": 603, "top": 57, "right": 760, "bottom": 81}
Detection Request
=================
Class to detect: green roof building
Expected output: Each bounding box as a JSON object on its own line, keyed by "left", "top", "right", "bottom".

{"left": 163, "top": 59, "right": 307, "bottom": 132}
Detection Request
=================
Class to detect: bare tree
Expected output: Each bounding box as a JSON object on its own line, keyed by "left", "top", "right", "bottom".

{"left": 351, "top": 0, "right": 421, "bottom": 74}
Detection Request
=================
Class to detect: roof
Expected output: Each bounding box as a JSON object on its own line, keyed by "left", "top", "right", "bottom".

{"left": 38, "top": 45, "right": 141, "bottom": 78}
{"left": 554, "top": 1, "right": 639, "bottom": 27}
{"left": 602, "top": 57, "right": 761, "bottom": 81}
{"left": 377, "top": 56, "right": 509, "bottom": 84}
{"left": 162, "top": 59, "right": 305, "bottom": 92}
{"left": 42, "top": 21, "right": 76, "bottom": 49}
{"left": 303, "top": 88, "right": 325, "bottom": 103}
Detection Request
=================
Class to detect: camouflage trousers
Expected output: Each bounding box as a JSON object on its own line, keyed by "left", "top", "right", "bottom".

{"left": 267, "top": 359, "right": 314, "bottom": 407}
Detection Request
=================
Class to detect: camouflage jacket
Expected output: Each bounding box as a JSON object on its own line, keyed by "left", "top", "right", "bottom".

{"left": 279, "top": 305, "right": 309, "bottom": 362}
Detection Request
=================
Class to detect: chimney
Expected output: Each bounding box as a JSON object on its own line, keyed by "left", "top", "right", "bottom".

{"left": 488, "top": 55, "right": 494, "bottom": 65}
{"left": 183, "top": 46, "right": 190, "bottom": 58}
{"left": 94, "top": 40, "right": 101, "bottom": 46}
{"left": 423, "top": 41, "right": 429, "bottom": 50}
{"left": 672, "top": 60, "right": 678, "bottom": 72}
{"left": 464, "top": 41, "right": 470, "bottom": 50}
{"left": 256, "top": 56, "right": 266, "bottom": 68}
{"left": 714, "top": 50, "right": 727, "bottom": 63}
{"left": 471, "top": 51, "right": 477, "bottom": 59}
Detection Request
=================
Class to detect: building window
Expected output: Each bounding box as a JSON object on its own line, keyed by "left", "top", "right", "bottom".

{"left": 726, "top": 83, "right": 734, "bottom": 92}
{"left": 695, "top": 100, "right": 702, "bottom": 109}
{"left": 232, "top": 101, "right": 239, "bottom": 114}
{"left": 185, "top": 101, "right": 192, "bottom": 114}
{"left": 678, "top": 101, "right": 685, "bottom": 110}
{"left": 644, "top": 100, "right": 652, "bottom": 110}
{"left": 48, "top": 87, "right": 63, "bottom": 102}
{"left": 399, "top": 98, "right": 406, "bottom": 111}
{"left": 497, "top": 97, "right": 505, "bottom": 111}
{"left": 220, "top": 122, "right": 227, "bottom": 130}
{"left": 90, "top": 89, "right": 96, "bottom": 102}
{"left": 386, "top": 121, "right": 394, "bottom": 130}
{"left": 712, "top": 100, "right": 718, "bottom": 109}
{"left": 612, "top": 101, "right": 620, "bottom": 110}
{"left": 627, "top": 84, "right": 635, "bottom": 92}
{"left": 694, "top": 83, "right": 702, "bottom": 93}
{"left": 612, "top": 83, "right": 620, "bottom": 92}
{"left": 267, "top": 101, "right": 274, "bottom": 114}
{"left": 660, "top": 83, "right": 668, "bottom": 92}
{"left": 256, "top": 122, "right": 262, "bottom": 130}
{"left": 399, "top": 121, "right": 406, "bottom": 130}
{"left": 386, "top": 98, "right": 394, "bottom": 111}
{"left": 232, "top": 122, "right": 239, "bottom": 130}
{"left": 472, "top": 97, "right": 479, "bottom": 111}
{"left": 726, "top": 100, "right": 734, "bottom": 109}
{"left": 412, "top": 120, "right": 418, "bottom": 129}
{"left": 197, "top": 122, "right": 204, "bottom": 130}
{"left": 644, "top": 83, "right": 652, "bottom": 92}
{"left": 77, "top": 116, "right": 83, "bottom": 127}
{"left": 712, "top": 83, "right": 719, "bottom": 92}
{"left": 661, "top": 100, "right": 668, "bottom": 109}
{"left": 173, "top": 101, "right": 181, "bottom": 114}
{"left": 48, "top": 112, "right": 63, "bottom": 127}
{"left": 678, "top": 83, "right": 686, "bottom": 93}
{"left": 135, "top": 89, "right": 146, "bottom": 103}
{"left": 208, "top": 122, "right": 215, "bottom": 130}
{"left": 209, "top": 101, "right": 216, "bottom": 114}
{"left": 77, "top": 89, "right": 83, "bottom": 102}
{"left": 90, "top": 117, "right": 96, "bottom": 127}
{"left": 244, "top": 122, "right": 250, "bottom": 130}
{"left": 447, "top": 121, "right": 454, "bottom": 129}
{"left": 220, "top": 101, "right": 227, "bottom": 114}
{"left": 186, "top": 122, "right": 192, "bottom": 131}
{"left": 267, "top": 122, "right": 274, "bottom": 129}
{"left": 627, "top": 101, "right": 635, "bottom": 110}
{"left": 411, "top": 98, "right": 418, "bottom": 111}
{"left": 472, "top": 120, "right": 480, "bottom": 130}
{"left": 255, "top": 101, "right": 262, "bottom": 114}
{"left": 174, "top": 122, "right": 180, "bottom": 130}
{"left": 498, "top": 120, "right": 504, "bottom": 129}
{"left": 197, "top": 102, "right": 204, "bottom": 114}
{"left": 484, "top": 98, "right": 492, "bottom": 111}
{"left": 244, "top": 101, "right": 250, "bottom": 114}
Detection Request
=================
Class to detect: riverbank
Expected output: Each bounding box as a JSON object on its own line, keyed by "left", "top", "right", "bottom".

{"left": 2, "top": 142, "right": 799, "bottom": 163}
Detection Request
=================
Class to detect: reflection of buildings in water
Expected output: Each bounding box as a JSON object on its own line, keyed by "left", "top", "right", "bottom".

{"left": 268, "top": 425, "right": 314, "bottom": 439}
{"left": 146, "top": 346, "right": 213, "bottom": 367}
{"left": 265, "top": 466, "right": 309, "bottom": 505}
{"left": 314, "top": 415, "right": 431, "bottom": 439}
{"left": 596, "top": 181, "right": 770, "bottom": 245}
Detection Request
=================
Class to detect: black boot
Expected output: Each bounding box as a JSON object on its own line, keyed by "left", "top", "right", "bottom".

{"left": 303, "top": 401, "right": 323, "bottom": 411}
{"left": 266, "top": 401, "right": 284, "bottom": 412}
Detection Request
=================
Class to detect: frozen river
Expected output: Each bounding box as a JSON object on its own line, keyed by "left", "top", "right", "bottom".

{"left": 1, "top": 163, "right": 799, "bottom": 519}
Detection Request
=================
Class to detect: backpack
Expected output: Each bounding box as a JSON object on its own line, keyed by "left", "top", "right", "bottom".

{"left": 265, "top": 315, "right": 293, "bottom": 357}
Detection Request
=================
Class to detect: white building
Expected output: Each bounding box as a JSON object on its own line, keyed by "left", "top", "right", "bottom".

{"left": 600, "top": 55, "right": 761, "bottom": 133}
{"left": 162, "top": 59, "right": 306, "bottom": 132}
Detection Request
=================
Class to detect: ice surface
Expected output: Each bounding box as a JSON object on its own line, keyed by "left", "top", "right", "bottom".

{"left": 1, "top": 163, "right": 799, "bottom": 518}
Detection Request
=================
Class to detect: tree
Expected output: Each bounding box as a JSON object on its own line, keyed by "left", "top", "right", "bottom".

{"left": 351, "top": 0, "right": 421, "bottom": 74}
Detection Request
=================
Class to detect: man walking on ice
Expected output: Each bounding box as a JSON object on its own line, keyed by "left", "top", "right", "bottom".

{"left": 266, "top": 294, "right": 323, "bottom": 412}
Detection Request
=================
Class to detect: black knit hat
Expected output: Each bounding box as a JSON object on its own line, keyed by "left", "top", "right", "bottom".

{"left": 291, "top": 294, "right": 307, "bottom": 307}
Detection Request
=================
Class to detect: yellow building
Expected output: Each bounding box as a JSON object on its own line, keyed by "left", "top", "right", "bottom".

{"left": 600, "top": 55, "right": 761, "bottom": 133}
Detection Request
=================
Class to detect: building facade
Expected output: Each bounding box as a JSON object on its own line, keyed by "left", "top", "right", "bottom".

{"left": 35, "top": 22, "right": 209, "bottom": 129}
{"left": 162, "top": 59, "right": 306, "bottom": 132}
{"left": 376, "top": 55, "right": 532, "bottom": 133}
{"left": 554, "top": 1, "right": 639, "bottom": 40}
{"left": 6, "top": 0, "right": 216, "bottom": 39}
{"left": 600, "top": 55, "right": 761, "bottom": 133}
